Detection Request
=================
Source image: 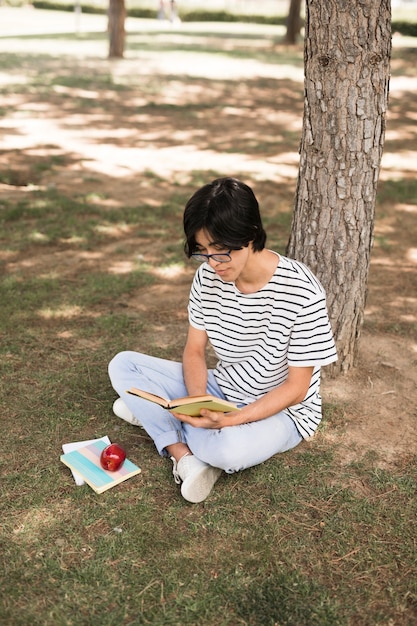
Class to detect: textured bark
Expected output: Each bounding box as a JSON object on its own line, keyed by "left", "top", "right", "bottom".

{"left": 108, "top": 0, "right": 126, "bottom": 58}
{"left": 286, "top": 0, "right": 391, "bottom": 374}
{"left": 285, "top": 0, "right": 303, "bottom": 44}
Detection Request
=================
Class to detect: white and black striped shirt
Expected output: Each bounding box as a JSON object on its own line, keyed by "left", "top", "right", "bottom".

{"left": 188, "top": 253, "right": 338, "bottom": 438}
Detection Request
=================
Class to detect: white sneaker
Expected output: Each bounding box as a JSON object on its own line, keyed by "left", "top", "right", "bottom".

{"left": 112, "top": 398, "right": 143, "bottom": 428}
{"left": 171, "top": 453, "right": 222, "bottom": 503}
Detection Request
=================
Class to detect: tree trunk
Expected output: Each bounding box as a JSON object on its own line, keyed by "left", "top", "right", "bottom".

{"left": 285, "top": 0, "right": 303, "bottom": 45}
{"left": 286, "top": 0, "right": 391, "bottom": 375}
{"left": 108, "top": 0, "right": 126, "bottom": 59}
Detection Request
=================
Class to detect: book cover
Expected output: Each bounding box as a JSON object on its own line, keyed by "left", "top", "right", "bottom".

{"left": 62, "top": 436, "right": 111, "bottom": 486}
{"left": 60, "top": 439, "right": 141, "bottom": 494}
{"left": 126, "top": 387, "right": 239, "bottom": 417}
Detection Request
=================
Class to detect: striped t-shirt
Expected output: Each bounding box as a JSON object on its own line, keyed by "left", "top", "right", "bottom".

{"left": 188, "top": 253, "right": 338, "bottom": 438}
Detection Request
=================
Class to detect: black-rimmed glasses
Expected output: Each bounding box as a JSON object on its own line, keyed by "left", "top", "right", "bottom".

{"left": 190, "top": 250, "right": 232, "bottom": 263}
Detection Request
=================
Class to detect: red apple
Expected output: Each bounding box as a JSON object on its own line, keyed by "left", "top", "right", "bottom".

{"left": 100, "top": 443, "right": 126, "bottom": 472}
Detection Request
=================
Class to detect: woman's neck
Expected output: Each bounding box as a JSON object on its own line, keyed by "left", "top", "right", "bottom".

{"left": 235, "top": 249, "right": 279, "bottom": 294}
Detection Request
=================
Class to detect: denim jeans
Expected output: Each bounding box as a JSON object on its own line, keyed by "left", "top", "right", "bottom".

{"left": 108, "top": 351, "right": 302, "bottom": 473}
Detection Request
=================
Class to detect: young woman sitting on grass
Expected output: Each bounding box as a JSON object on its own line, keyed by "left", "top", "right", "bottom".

{"left": 108, "top": 177, "right": 337, "bottom": 503}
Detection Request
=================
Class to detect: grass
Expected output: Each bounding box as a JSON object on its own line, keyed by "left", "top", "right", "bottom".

{"left": 2, "top": 443, "right": 416, "bottom": 624}
{"left": 1, "top": 15, "right": 417, "bottom": 626}
{"left": 0, "top": 190, "right": 184, "bottom": 253}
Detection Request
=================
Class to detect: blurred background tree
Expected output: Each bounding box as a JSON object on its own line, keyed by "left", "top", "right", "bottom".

{"left": 108, "top": 0, "right": 125, "bottom": 57}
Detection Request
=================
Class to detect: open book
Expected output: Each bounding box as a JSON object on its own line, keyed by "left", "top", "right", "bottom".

{"left": 126, "top": 387, "right": 239, "bottom": 417}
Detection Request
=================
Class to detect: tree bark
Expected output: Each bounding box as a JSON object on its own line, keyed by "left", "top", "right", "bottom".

{"left": 108, "top": 0, "right": 126, "bottom": 59}
{"left": 285, "top": 0, "right": 303, "bottom": 45}
{"left": 286, "top": 0, "right": 391, "bottom": 374}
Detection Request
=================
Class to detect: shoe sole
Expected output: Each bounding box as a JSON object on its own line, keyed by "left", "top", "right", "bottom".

{"left": 181, "top": 466, "right": 222, "bottom": 503}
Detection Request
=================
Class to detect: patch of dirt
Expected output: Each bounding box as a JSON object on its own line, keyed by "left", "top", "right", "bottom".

{"left": 323, "top": 332, "right": 417, "bottom": 467}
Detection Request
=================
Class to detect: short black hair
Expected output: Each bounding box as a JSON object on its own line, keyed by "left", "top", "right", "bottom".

{"left": 183, "top": 177, "right": 267, "bottom": 257}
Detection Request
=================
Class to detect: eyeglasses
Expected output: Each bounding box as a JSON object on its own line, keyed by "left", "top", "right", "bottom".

{"left": 190, "top": 250, "right": 232, "bottom": 263}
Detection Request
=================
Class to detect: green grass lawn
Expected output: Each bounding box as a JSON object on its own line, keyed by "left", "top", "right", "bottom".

{"left": 1, "top": 14, "right": 417, "bottom": 626}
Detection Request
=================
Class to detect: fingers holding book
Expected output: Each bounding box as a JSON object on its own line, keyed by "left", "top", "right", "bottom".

{"left": 171, "top": 408, "right": 238, "bottom": 429}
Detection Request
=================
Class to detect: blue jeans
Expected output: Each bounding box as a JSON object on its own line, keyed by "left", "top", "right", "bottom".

{"left": 108, "top": 351, "right": 302, "bottom": 473}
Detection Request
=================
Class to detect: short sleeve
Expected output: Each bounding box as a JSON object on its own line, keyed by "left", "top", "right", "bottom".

{"left": 287, "top": 296, "right": 338, "bottom": 367}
